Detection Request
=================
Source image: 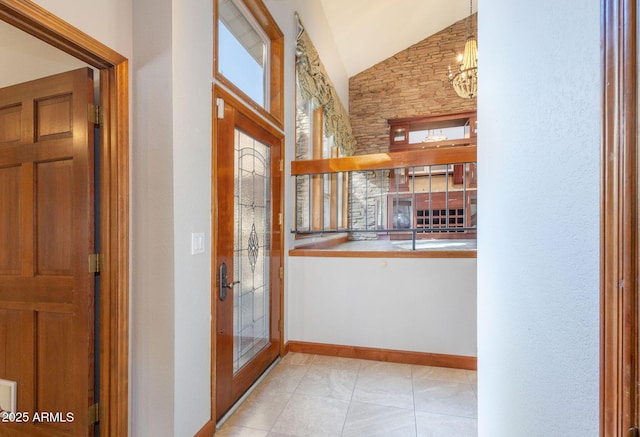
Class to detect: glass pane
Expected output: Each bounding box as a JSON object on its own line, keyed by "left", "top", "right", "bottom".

{"left": 233, "top": 129, "right": 271, "bottom": 374}
{"left": 295, "top": 89, "right": 312, "bottom": 160}
{"left": 218, "top": 0, "right": 268, "bottom": 107}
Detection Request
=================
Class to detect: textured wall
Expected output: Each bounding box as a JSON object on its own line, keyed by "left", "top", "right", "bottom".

{"left": 289, "top": 256, "right": 477, "bottom": 357}
{"left": 477, "top": 1, "right": 600, "bottom": 435}
{"left": 349, "top": 14, "right": 477, "bottom": 155}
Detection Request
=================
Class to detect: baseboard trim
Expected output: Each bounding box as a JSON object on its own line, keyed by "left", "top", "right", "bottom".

{"left": 286, "top": 341, "right": 476, "bottom": 370}
{"left": 195, "top": 419, "right": 215, "bottom": 437}
{"left": 282, "top": 340, "right": 291, "bottom": 356}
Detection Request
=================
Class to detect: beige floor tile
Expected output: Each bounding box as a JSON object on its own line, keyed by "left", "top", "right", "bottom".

{"left": 281, "top": 352, "right": 316, "bottom": 366}
{"left": 271, "top": 393, "right": 350, "bottom": 436}
{"left": 341, "top": 401, "right": 416, "bottom": 437}
{"left": 466, "top": 370, "right": 478, "bottom": 384}
{"left": 413, "top": 380, "right": 478, "bottom": 419}
{"left": 412, "top": 365, "right": 473, "bottom": 384}
{"left": 215, "top": 425, "right": 269, "bottom": 437}
{"left": 295, "top": 365, "right": 358, "bottom": 400}
{"left": 223, "top": 388, "right": 292, "bottom": 431}
{"left": 220, "top": 355, "right": 478, "bottom": 437}
{"left": 415, "top": 411, "right": 478, "bottom": 437}
{"left": 353, "top": 360, "right": 414, "bottom": 409}
{"left": 310, "top": 355, "right": 364, "bottom": 371}
{"left": 359, "top": 360, "right": 413, "bottom": 377}
{"left": 257, "top": 363, "right": 310, "bottom": 394}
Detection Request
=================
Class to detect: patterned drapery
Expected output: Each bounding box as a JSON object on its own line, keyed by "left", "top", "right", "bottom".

{"left": 296, "top": 20, "right": 357, "bottom": 156}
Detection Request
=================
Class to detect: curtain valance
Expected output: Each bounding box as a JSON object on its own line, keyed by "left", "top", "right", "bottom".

{"left": 296, "top": 17, "right": 357, "bottom": 156}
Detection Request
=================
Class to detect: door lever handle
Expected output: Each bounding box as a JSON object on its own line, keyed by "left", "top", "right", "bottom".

{"left": 219, "top": 262, "right": 239, "bottom": 301}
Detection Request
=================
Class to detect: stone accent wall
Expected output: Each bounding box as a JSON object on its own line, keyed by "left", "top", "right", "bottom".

{"left": 349, "top": 14, "right": 478, "bottom": 155}
{"left": 348, "top": 170, "right": 390, "bottom": 240}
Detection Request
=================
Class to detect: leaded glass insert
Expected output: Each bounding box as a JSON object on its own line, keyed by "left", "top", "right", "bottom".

{"left": 233, "top": 128, "right": 271, "bottom": 374}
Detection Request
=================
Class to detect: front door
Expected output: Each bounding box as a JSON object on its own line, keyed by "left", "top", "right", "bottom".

{"left": 214, "top": 90, "right": 282, "bottom": 419}
{"left": 0, "top": 68, "right": 96, "bottom": 436}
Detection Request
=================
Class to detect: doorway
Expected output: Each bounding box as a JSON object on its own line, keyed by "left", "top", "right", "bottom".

{"left": 0, "top": 1, "right": 130, "bottom": 435}
{"left": 214, "top": 87, "right": 283, "bottom": 420}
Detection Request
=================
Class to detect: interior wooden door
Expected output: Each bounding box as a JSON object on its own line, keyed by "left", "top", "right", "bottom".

{"left": 214, "top": 91, "right": 282, "bottom": 420}
{"left": 0, "top": 68, "right": 96, "bottom": 436}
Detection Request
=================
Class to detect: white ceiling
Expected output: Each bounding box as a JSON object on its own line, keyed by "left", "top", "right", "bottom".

{"left": 319, "top": 0, "right": 477, "bottom": 77}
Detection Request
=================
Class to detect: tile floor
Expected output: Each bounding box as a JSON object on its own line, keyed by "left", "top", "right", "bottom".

{"left": 216, "top": 352, "right": 477, "bottom": 437}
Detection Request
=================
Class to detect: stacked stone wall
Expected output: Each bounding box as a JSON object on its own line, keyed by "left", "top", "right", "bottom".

{"left": 349, "top": 14, "right": 477, "bottom": 156}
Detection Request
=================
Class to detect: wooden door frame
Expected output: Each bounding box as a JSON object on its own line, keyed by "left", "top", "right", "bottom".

{"left": 602, "top": 0, "right": 638, "bottom": 434}
{"left": 211, "top": 84, "right": 284, "bottom": 426}
{"left": 0, "top": 1, "right": 129, "bottom": 436}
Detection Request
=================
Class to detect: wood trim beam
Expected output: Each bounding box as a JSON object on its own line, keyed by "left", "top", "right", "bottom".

{"left": 601, "top": 0, "right": 638, "bottom": 434}
{"left": 291, "top": 145, "right": 477, "bottom": 175}
{"left": 0, "top": 0, "right": 126, "bottom": 68}
{"left": 311, "top": 108, "right": 323, "bottom": 230}
{"left": 287, "top": 341, "right": 477, "bottom": 370}
{"left": 389, "top": 110, "right": 478, "bottom": 126}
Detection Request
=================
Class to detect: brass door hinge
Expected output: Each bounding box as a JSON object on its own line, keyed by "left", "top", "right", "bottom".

{"left": 89, "top": 104, "right": 102, "bottom": 125}
{"left": 279, "top": 159, "right": 283, "bottom": 172}
{"left": 88, "top": 402, "right": 100, "bottom": 424}
{"left": 279, "top": 266, "right": 284, "bottom": 280}
{"left": 278, "top": 319, "right": 283, "bottom": 332}
{"left": 88, "top": 253, "right": 104, "bottom": 273}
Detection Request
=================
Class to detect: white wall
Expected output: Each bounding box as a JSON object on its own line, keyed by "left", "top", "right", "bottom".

{"left": 132, "top": 0, "right": 213, "bottom": 435}
{"left": 289, "top": 257, "right": 477, "bottom": 356}
{"left": 32, "top": 0, "right": 132, "bottom": 59}
{"left": 478, "top": 1, "right": 601, "bottom": 435}
{"left": 131, "top": 0, "right": 176, "bottom": 434}
{"left": 0, "top": 22, "right": 89, "bottom": 88}
{"left": 171, "top": 0, "right": 213, "bottom": 435}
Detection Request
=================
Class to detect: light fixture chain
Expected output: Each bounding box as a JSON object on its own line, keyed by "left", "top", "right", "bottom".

{"left": 468, "top": 0, "right": 473, "bottom": 37}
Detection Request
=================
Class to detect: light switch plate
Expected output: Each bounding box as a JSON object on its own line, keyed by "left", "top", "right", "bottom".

{"left": 191, "top": 232, "right": 205, "bottom": 255}
{"left": 0, "top": 379, "right": 16, "bottom": 413}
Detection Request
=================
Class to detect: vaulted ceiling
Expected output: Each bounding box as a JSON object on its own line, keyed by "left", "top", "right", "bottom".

{"left": 0, "top": 0, "right": 478, "bottom": 87}
{"left": 319, "top": 0, "right": 477, "bottom": 77}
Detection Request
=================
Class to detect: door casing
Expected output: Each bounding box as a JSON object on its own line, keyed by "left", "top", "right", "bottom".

{"left": 0, "top": 1, "right": 130, "bottom": 435}
{"left": 601, "top": 0, "right": 639, "bottom": 434}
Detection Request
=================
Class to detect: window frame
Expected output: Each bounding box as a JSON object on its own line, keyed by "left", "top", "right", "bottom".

{"left": 214, "top": 0, "right": 284, "bottom": 126}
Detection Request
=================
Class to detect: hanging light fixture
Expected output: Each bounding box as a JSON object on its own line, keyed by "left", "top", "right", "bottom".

{"left": 448, "top": 0, "right": 477, "bottom": 99}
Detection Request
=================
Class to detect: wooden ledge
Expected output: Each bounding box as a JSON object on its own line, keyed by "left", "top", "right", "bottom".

{"left": 288, "top": 248, "right": 477, "bottom": 258}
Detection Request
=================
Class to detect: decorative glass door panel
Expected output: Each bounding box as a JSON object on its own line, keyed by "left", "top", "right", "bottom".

{"left": 233, "top": 129, "right": 271, "bottom": 373}
{"left": 215, "top": 90, "right": 282, "bottom": 420}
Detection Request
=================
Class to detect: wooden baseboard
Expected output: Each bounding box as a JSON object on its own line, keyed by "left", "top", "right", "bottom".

{"left": 286, "top": 341, "right": 476, "bottom": 370}
{"left": 195, "top": 419, "right": 215, "bottom": 437}
{"left": 282, "top": 340, "right": 291, "bottom": 356}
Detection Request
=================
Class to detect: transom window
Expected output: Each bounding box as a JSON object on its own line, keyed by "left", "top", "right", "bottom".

{"left": 218, "top": 0, "right": 269, "bottom": 108}
{"left": 215, "top": 0, "right": 284, "bottom": 124}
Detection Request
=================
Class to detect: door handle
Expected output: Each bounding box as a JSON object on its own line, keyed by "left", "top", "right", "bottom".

{"left": 219, "top": 262, "right": 240, "bottom": 301}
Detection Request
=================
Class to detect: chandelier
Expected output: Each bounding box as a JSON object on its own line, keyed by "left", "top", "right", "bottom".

{"left": 448, "top": 0, "right": 477, "bottom": 99}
